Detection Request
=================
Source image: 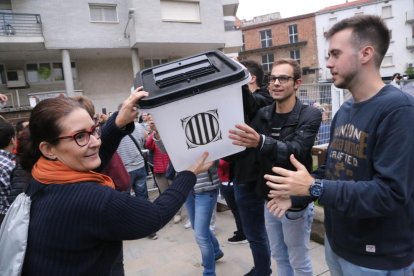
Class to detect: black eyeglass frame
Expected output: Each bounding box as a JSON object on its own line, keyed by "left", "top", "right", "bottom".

{"left": 51, "top": 123, "right": 101, "bottom": 147}
{"left": 268, "top": 75, "right": 295, "bottom": 84}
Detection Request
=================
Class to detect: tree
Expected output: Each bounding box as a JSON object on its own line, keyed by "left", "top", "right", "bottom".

{"left": 405, "top": 67, "right": 414, "bottom": 79}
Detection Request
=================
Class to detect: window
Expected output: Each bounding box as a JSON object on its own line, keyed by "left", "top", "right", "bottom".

{"left": 38, "top": 63, "right": 52, "bottom": 82}
{"left": 260, "top": 29, "right": 272, "bottom": 48}
{"left": 328, "top": 17, "right": 337, "bottom": 28}
{"left": 26, "top": 62, "right": 77, "bottom": 83}
{"left": 381, "top": 6, "right": 392, "bottom": 19}
{"left": 0, "top": 0, "right": 12, "bottom": 9}
{"left": 160, "top": 1, "right": 200, "bottom": 23}
{"left": 89, "top": 4, "right": 118, "bottom": 22}
{"left": 0, "top": 92, "right": 12, "bottom": 107}
{"left": 381, "top": 55, "right": 393, "bottom": 67}
{"left": 288, "top": 24, "right": 298, "bottom": 44}
{"left": 241, "top": 34, "right": 245, "bottom": 51}
{"left": 0, "top": 64, "right": 6, "bottom": 84}
{"left": 53, "top": 63, "right": 64, "bottom": 81}
{"left": 143, "top": 59, "right": 169, "bottom": 68}
{"left": 26, "top": 64, "right": 38, "bottom": 83}
{"left": 70, "top": 62, "right": 78, "bottom": 80}
{"left": 290, "top": 49, "right": 300, "bottom": 64}
{"left": 224, "top": 20, "right": 236, "bottom": 31}
{"left": 262, "top": 53, "right": 274, "bottom": 73}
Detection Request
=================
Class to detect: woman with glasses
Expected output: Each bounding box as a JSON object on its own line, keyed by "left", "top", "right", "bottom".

{"left": 18, "top": 88, "right": 212, "bottom": 275}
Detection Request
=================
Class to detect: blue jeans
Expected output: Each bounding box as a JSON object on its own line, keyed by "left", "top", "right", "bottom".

{"left": 265, "top": 203, "right": 314, "bottom": 276}
{"left": 129, "top": 166, "right": 148, "bottom": 200}
{"left": 325, "top": 237, "right": 414, "bottom": 276}
{"left": 234, "top": 183, "right": 271, "bottom": 276}
{"left": 185, "top": 189, "right": 222, "bottom": 276}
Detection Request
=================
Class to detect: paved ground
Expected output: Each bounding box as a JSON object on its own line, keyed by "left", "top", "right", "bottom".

{"left": 123, "top": 189, "right": 331, "bottom": 276}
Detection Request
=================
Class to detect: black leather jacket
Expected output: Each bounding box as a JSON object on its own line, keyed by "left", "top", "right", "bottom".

{"left": 251, "top": 98, "right": 322, "bottom": 210}
{"left": 8, "top": 162, "right": 29, "bottom": 205}
{"left": 224, "top": 86, "right": 273, "bottom": 185}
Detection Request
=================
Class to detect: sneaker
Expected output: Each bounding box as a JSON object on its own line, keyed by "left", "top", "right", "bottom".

{"left": 244, "top": 267, "right": 254, "bottom": 276}
{"left": 184, "top": 220, "right": 191, "bottom": 229}
{"left": 227, "top": 233, "right": 248, "bottom": 244}
{"left": 173, "top": 214, "right": 182, "bottom": 224}
{"left": 215, "top": 251, "right": 224, "bottom": 261}
{"left": 202, "top": 251, "right": 224, "bottom": 266}
{"left": 148, "top": 233, "right": 158, "bottom": 240}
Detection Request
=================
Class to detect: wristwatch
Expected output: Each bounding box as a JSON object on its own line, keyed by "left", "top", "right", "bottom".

{"left": 309, "top": 179, "right": 324, "bottom": 199}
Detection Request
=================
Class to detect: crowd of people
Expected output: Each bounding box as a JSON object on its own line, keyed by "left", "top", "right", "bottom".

{"left": 0, "top": 14, "right": 413, "bottom": 276}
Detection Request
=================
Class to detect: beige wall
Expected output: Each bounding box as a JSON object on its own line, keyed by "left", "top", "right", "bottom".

{"left": 77, "top": 58, "right": 133, "bottom": 114}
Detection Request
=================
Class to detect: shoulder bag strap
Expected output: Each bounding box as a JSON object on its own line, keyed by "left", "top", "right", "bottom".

{"left": 128, "top": 134, "right": 160, "bottom": 192}
{"left": 128, "top": 134, "right": 145, "bottom": 159}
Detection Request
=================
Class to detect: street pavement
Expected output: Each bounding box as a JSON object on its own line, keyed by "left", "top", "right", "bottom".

{"left": 123, "top": 190, "right": 331, "bottom": 276}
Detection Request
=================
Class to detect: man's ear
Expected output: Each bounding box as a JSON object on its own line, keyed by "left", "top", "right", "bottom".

{"left": 294, "top": 78, "right": 302, "bottom": 91}
{"left": 10, "top": 136, "right": 16, "bottom": 147}
{"left": 360, "top": 46, "right": 374, "bottom": 65}
{"left": 39, "top": 141, "right": 57, "bottom": 160}
{"left": 249, "top": 75, "right": 257, "bottom": 85}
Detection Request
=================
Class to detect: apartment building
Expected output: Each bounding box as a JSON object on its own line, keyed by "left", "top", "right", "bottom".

{"left": 239, "top": 12, "right": 319, "bottom": 84}
{"left": 316, "top": 0, "right": 414, "bottom": 81}
{"left": 0, "top": 0, "right": 242, "bottom": 118}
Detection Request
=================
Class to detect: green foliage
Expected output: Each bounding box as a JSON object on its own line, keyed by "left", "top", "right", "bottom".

{"left": 405, "top": 67, "right": 414, "bottom": 79}
{"left": 38, "top": 66, "right": 51, "bottom": 80}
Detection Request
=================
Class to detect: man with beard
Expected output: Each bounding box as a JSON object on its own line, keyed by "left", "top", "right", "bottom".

{"left": 265, "top": 15, "right": 414, "bottom": 275}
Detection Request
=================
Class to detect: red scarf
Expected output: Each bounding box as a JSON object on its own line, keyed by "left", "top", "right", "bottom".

{"left": 32, "top": 156, "right": 115, "bottom": 189}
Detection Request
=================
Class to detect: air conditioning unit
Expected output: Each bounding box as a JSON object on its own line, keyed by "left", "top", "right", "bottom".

{"left": 407, "top": 63, "right": 413, "bottom": 68}
{"left": 6, "top": 70, "right": 26, "bottom": 88}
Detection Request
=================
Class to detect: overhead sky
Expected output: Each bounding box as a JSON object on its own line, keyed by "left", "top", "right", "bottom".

{"left": 237, "top": 0, "right": 355, "bottom": 20}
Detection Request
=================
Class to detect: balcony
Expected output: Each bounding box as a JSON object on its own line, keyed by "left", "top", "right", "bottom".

{"left": 406, "top": 10, "right": 414, "bottom": 24}
{"left": 222, "top": 0, "right": 238, "bottom": 16}
{"left": 0, "top": 12, "right": 43, "bottom": 42}
{"left": 406, "top": 37, "right": 414, "bottom": 49}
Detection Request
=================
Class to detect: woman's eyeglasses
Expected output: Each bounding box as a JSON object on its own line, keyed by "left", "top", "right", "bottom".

{"left": 268, "top": 75, "right": 294, "bottom": 84}
{"left": 52, "top": 124, "right": 101, "bottom": 147}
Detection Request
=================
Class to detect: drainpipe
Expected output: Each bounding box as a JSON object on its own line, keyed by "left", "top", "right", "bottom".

{"left": 131, "top": 48, "right": 140, "bottom": 78}
{"left": 62, "top": 49, "right": 75, "bottom": 96}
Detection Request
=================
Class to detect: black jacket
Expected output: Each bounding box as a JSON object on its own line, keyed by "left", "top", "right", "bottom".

{"left": 8, "top": 161, "right": 29, "bottom": 205}
{"left": 224, "top": 86, "right": 273, "bottom": 184}
{"left": 251, "top": 99, "right": 322, "bottom": 209}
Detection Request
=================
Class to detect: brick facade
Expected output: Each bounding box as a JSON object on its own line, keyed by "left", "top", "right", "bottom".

{"left": 240, "top": 13, "right": 319, "bottom": 84}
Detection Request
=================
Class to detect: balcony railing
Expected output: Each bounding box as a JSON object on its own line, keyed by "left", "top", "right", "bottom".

{"left": 0, "top": 12, "right": 43, "bottom": 37}
{"left": 224, "top": 20, "right": 240, "bottom": 31}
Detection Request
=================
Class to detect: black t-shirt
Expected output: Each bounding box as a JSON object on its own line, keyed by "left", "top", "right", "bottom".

{"left": 270, "top": 112, "right": 291, "bottom": 140}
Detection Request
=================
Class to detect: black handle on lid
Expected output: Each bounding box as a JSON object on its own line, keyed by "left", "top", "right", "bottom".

{"left": 153, "top": 54, "right": 218, "bottom": 88}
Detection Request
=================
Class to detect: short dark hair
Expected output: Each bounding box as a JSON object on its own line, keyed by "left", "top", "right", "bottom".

{"left": 0, "top": 120, "right": 15, "bottom": 149}
{"left": 272, "top": 58, "right": 302, "bottom": 81}
{"left": 240, "top": 60, "right": 264, "bottom": 87}
{"left": 326, "top": 15, "right": 390, "bottom": 68}
{"left": 392, "top": 73, "right": 402, "bottom": 80}
{"left": 15, "top": 119, "right": 29, "bottom": 134}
